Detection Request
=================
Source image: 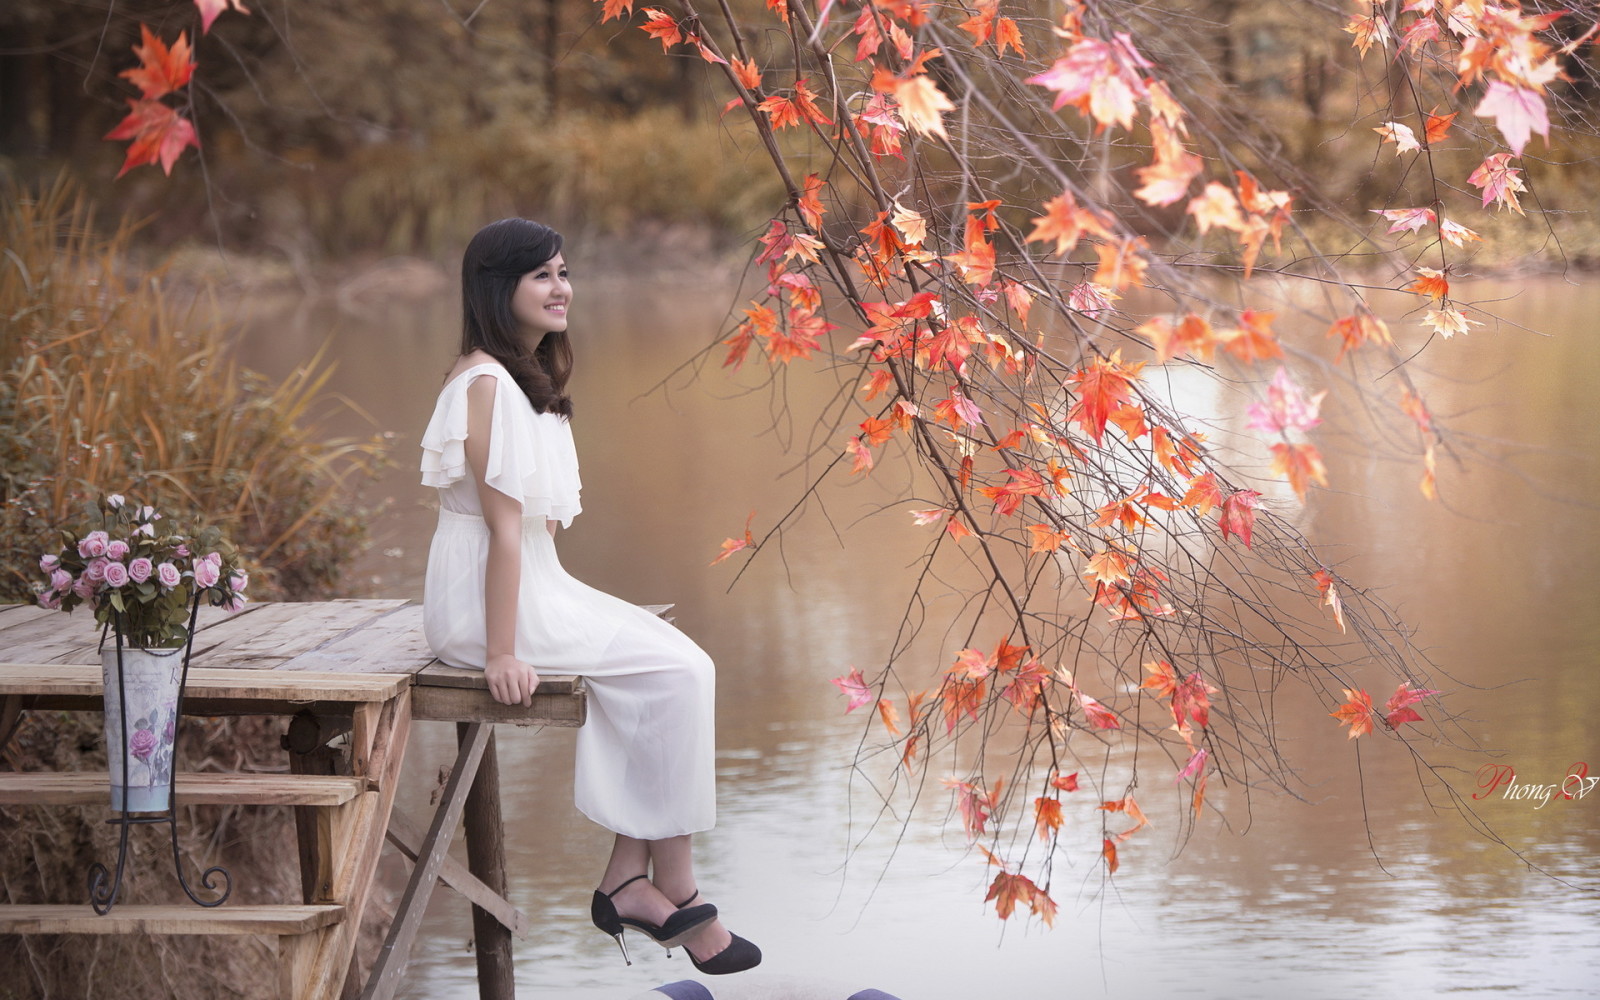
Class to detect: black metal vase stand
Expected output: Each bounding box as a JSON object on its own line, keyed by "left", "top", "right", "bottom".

{"left": 87, "top": 597, "right": 233, "bottom": 914}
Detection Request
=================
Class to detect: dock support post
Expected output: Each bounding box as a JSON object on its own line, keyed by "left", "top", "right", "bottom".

{"left": 459, "top": 723, "right": 514, "bottom": 999}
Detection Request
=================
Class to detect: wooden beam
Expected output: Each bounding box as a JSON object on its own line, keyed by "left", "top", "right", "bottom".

{"left": 0, "top": 664, "right": 412, "bottom": 702}
{"left": 459, "top": 724, "right": 515, "bottom": 998}
{"left": 360, "top": 723, "right": 491, "bottom": 1000}
{"left": 0, "top": 771, "right": 364, "bottom": 807}
{"left": 384, "top": 808, "right": 527, "bottom": 939}
{"left": 0, "top": 693, "right": 21, "bottom": 752}
{"left": 411, "top": 684, "right": 585, "bottom": 726}
{"left": 0, "top": 903, "right": 342, "bottom": 935}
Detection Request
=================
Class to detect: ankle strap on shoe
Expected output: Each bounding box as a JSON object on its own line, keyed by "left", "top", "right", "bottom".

{"left": 675, "top": 888, "right": 701, "bottom": 908}
{"left": 605, "top": 874, "right": 650, "bottom": 899}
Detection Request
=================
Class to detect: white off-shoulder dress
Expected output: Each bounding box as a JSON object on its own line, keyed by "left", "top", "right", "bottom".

{"left": 420, "top": 361, "right": 716, "bottom": 839}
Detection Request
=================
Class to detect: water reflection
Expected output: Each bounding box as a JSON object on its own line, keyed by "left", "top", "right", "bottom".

{"left": 233, "top": 270, "right": 1600, "bottom": 999}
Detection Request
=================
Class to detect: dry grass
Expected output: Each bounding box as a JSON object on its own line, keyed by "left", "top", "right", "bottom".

{"left": 0, "top": 174, "right": 390, "bottom": 602}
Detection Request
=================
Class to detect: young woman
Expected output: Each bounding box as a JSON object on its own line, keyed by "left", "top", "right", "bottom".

{"left": 420, "top": 218, "right": 760, "bottom": 975}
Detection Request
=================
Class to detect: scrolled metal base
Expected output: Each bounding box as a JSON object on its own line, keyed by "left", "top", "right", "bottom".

{"left": 87, "top": 598, "right": 233, "bottom": 913}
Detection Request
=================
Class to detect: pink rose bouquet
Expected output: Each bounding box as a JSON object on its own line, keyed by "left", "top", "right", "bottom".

{"left": 34, "top": 495, "right": 251, "bottom": 649}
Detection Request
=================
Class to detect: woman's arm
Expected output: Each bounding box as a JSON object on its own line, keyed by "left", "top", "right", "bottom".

{"left": 465, "top": 374, "right": 541, "bottom": 707}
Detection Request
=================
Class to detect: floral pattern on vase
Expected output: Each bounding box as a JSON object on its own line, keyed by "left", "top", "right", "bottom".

{"left": 101, "top": 646, "right": 183, "bottom": 812}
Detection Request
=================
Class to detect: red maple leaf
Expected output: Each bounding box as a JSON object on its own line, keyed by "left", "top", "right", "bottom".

{"left": 1218, "top": 489, "right": 1261, "bottom": 548}
{"left": 1384, "top": 682, "right": 1440, "bottom": 729}
{"left": 104, "top": 99, "right": 200, "bottom": 178}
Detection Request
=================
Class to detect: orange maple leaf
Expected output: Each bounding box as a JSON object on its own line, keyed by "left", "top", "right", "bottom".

{"left": 877, "top": 697, "right": 903, "bottom": 736}
{"left": 709, "top": 511, "right": 756, "bottom": 565}
{"left": 1026, "top": 523, "right": 1072, "bottom": 554}
{"left": 1220, "top": 309, "right": 1283, "bottom": 363}
{"left": 798, "top": 173, "right": 827, "bottom": 230}
{"left": 1271, "top": 441, "right": 1329, "bottom": 501}
{"left": 120, "top": 26, "right": 196, "bottom": 99}
{"left": 1312, "top": 568, "right": 1347, "bottom": 633}
{"left": 1102, "top": 837, "right": 1119, "bottom": 874}
{"left": 1330, "top": 688, "right": 1373, "bottom": 739}
{"left": 1181, "top": 470, "right": 1224, "bottom": 516}
{"left": 638, "top": 8, "right": 683, "bottom": 51}
{"left": 1407, "top": 267, "right": 1450, "bottom": 301}
{"left": 1026, "top": 190, "right": 1105, "bottom": 255}
{"left": 1066, "top": 350, "right": 1144, "bottom": 445}
{"left": 1034, "top": 796, "right": 1064, "bottom": 841}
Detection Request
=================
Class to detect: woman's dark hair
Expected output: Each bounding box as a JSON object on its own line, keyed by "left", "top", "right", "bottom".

{"left": 460, "top": 218, "right": 573, "bottom": 417}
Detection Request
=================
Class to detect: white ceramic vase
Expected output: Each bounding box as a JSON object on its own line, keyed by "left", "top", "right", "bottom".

{"left": 101, "top": 645, "right": 183, "bottom": 812}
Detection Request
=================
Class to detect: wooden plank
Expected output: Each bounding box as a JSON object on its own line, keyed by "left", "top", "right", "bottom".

{"left": 411, "top": 681, "right": 585, "bottom": 727}
{"left": 302, "top": 688, "right": 411, "bottom": 999}
{"left": 414, "top": 663, "right": 579, "bottom": 695}
{"left": 0, "top": 664, "right": 411, "bottom": 702}
{"left": 361, "top": 721, "right": 490, "bottom": 1000}
{"left": 0, "top": 771, "right": 366, "bottom": 807}
{"left": 0, "top": 605, "right": 60, "bottom": 632}
{"left": 0, "top": 604, "right": 257, "bottom": 663}
{"left": 187, "top": 601, "right": 409, "bottom": 670}
{"left": 384, "top": 807, "right": 528, "bottom": 940}
{"left": 0, "top": 903, "right": 343, "bottom": 936}
{"left": 279, "top": 930, "right": 322, "bottom": 1000}
{"left": 280, "top": 604, "right": 437, "bottom": 675}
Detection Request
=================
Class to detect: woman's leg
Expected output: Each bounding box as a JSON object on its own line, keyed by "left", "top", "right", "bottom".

{"left": 647, "top": 834, "right": 733, "bottom": 959}
{"left": 598, "top": 834, "right": 680, "bottom": 928}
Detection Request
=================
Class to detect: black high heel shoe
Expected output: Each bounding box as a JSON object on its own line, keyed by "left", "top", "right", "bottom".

{"left": 675, "top": 889, "right": 763, "bottom": 976}
{"left": 590, "top": 874, "right": 718, "bottom": 965}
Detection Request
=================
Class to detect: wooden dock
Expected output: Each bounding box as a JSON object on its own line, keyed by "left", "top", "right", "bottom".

{"left": 0, "top": 599, "right": 586, "bottom": 1000}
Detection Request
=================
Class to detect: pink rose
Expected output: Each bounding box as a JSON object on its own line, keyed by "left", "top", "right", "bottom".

{"left": 106, "top": 494, "right": 126, "bottom": 509}
{"left": 193, "top": 558, "right": 220, "bottom": 589}
{"left": 40, "top": 554, "right": 59, "bottom": 573}
{"left": 137, "top": 506, "right": 155, "bottom": 520}
{"left": 36, "top": 590, "right": 61, "bottom": 610}
{"left": 73, "top": 578, "right": 95, "bottom": 600}
{"left": 50, "top": 568, "right": 72, "bottom": 591}
{"left": 229, "top": 570, "right": 249, "bottom": 593}
{"left": 79, "top": 531, "right": 109, "bottom": 558}
{"left": 128, "top": 558, "right": 153, "bottom": 583}
{"left": 156, "top": 562, "right": 181, "bottom": 588}
{"left": 223, "top": 593, "right": 249, "bottom": 612}
{"left": 103, "top": 562, "right": 129, "bottom": 587}
{"left": 84, "top": 558, "right": 107, "bottom": 584}
{"left": 129, "top": 728, "right": 159, "bottom": 761}
{"left": 106, "top": 539, "right": 130, "bottom": 560}
{"left": 175, "top": 544, "right": 189, "bottom": 557}
{"left": 133, "top": 522, "right": 155, "bottom": 538}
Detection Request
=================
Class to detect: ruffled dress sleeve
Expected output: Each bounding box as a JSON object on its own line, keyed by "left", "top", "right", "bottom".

{"left": 420, "top": 363, "right": 582, "bottom": 527}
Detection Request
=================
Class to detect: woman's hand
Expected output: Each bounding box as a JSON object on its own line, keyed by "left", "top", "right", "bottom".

{"left": 485, "top": 653, "right": 541, "bottom": 707}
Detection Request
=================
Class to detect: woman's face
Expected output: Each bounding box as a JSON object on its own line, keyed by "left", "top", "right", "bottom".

{"left": 510, "top": 254, "right": 571, "bottom": 340}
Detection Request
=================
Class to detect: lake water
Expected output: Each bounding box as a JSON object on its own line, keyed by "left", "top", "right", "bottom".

{"left": 235, "top": 267, "right": 1600, "bottom": 999}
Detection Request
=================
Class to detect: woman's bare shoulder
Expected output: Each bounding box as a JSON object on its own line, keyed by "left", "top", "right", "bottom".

{"left": 445, "top": 350, "right": 501, "bottom": 385}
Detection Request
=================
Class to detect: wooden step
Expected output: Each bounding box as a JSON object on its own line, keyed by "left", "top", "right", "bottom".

{"left": 0, "top": 903, "right": 343, "bottom": 935}
{"left": 0, "top": 663, "right": 411, "bottom": 702}
{"left": 0, "top": 772, "right": 367, "bottom": 807}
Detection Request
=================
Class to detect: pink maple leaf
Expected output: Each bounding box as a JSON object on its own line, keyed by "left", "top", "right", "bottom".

{"left": 830, "top": 667, "right": 874, "bottom": 713}
{"left": 1475, "top": 81, "right": 1548, "bottom": 157}
{"left": 1385, "top": 682, "right": 1440, "bottom": 729}
{"left": 1372, "top": 206, "right": 1436, "bottom": 235}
